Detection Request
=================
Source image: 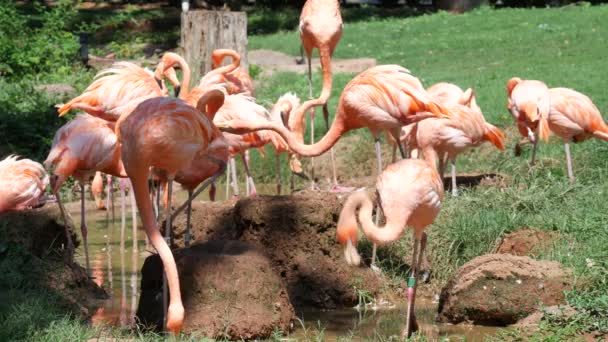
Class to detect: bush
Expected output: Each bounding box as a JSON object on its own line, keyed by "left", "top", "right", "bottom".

{"left": 0, "top": 1, "right": 80, "bottom": 79}
{"left": 0, "top": 1, "right": 91, "bottom": 162}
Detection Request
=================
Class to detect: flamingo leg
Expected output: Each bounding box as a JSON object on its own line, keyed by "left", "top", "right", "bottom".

{"left": 276, "top": 153, "right": 282, "bottom": 195}
{"left": 80, "top": 183, "right": 90, "bottom": 274}
{"left": 230, "top": 157, "right": 239, "bottom": 197}
{"left": 245, "top": 151, "right": 250, "bottom": 196}
{"left": 185, "top": 189, "right": 193, "bottom": 247}
{"left": 120, "top": 179, "right": 126, "bottom": 260}
{"left": 209, "top": 181, "right": 217, "bottom": 202}
{"left": 225, "top": 159, "right": 231, "bottom": 199}
{"left": 451, "top": 157, "right": 458, "bottom": 197}
{"left": 53, "top": 187, "right": 74, "bottom": 263}
{"left": 129, "top": 180, "right": 138, "bottom": 254}
{"left": 106, "top": 175, "right": 112, "bottom": 225}
{"left": 565, "top": 142, "right": 575, "bottom": 182}
{"left": 241, "top": 152, "right": 257, "bottom": 197}
{"left": 370, "top": 138, "right": 383, "bottom": 272}
{"left": 404, "top": 233, "right": 424, "bottom": 338}
{"left": 162, "top": 179, "right": 173, "bottom": 330}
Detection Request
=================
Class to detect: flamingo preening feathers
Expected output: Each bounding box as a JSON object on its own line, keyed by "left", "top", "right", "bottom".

{"left": 0, "top": 155, "right": 49, "bottom": 213}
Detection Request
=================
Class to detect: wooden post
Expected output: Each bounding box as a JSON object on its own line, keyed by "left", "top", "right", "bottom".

{"left": 180, "top": 10, "right": 248, "bottom": 85}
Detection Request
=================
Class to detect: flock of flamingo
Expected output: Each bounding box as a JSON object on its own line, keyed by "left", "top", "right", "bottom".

{"left": 1, "top": 0, "right": 607, "bottom": 338}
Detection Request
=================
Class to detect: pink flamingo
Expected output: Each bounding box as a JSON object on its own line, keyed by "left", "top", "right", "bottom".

{"left": 44, "top": 114, "right": 129, "bottom": 273}
{"left": 213, "top": 94, "right": 288, "bottom": 197}
{"left": 506, "top": 77, "right": 551, "bottom": 164}
{"left": 407, "top": 84, "right": 506, "bottom": 196}
{"left": 297, "top": 0, "right": 343, "bottom": 187}
{"left": 118, "top": 89, "right": 226, "bottom": 334}
{"left": 221, "top": 65, "right": 451, "bottom": 192}
{"left": 336, "top": 158, "right": 444, "bottom": 338}
{"left": 548, "top": 87, "right": 608, "bottom": 181}
{"left": 0, "top": 155, "right": 48, "bottom": 213}
{"left": 211, "top": 49, "right": 254, "bottom": 95}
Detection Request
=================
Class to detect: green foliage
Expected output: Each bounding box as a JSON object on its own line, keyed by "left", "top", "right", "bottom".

{"left": 0, "top": 1, "right": 79, "bottom": 79}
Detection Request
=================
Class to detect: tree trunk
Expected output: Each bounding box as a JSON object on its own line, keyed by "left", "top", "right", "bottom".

{"left": 180, "top": 10, "right": 248, "bottom": 85}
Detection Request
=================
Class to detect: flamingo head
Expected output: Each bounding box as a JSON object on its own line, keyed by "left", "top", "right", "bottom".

{"left": 336, "top": 203, "right": 361, "bottom": 266}
{"left": 163, "top": 67, "right": 181, "bottom": 97}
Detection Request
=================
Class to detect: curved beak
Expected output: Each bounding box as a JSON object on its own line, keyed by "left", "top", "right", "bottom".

{"left": 154, "top": 76, "right": 163, "bottom": 89}
{"left": 173, "top": 85, "right": 181, "bottom": 98}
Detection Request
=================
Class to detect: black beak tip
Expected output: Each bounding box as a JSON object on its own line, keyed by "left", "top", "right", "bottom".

{"left": 174, "top": 85, "right": 181, "bottom": 98}
{"left": 154, "top": 76, "right": 163, "bottom": 89}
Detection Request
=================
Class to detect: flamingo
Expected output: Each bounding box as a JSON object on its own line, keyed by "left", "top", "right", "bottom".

{"left": 0, "top": 155, "right": 49, "bottom": 213}
{"left": 297, "top": 0, "right": 343, "bottom": 189}
{"left": 506, "top": 77, "right": 551, "bottom": 164}
{"left": 211, "top": 49, "right": 254, "bottom": 95}
{"left": 44, "top": 114, "right": 131, "bottom": 274}
{"left": 336, "top": 158, "right": 444, "bottom": 338}
{"left": 194, "top": 49, "right": 245, "bottom": 96}
{"left": 57, "top": 61, "right": 178, "bottom": 121}
{"left": 118, "top": 89, "right": 226, "bottom": 334}
{"left": 216, "top": 65, "right": 453, "bottom": 187}
{"left": 546, "top": 87, "right": 608, "bottom": 182}
{"left": 91, "top": 171, "right": 106, "bottom": 210}
{"left": 408, "top": 84, "right": 506, "bottom": 196}
{"left": 269, "top": 92, "right": 305, "bottom": 194}
{"left": 213, "top": 94, "right": 289, "bottom": 197}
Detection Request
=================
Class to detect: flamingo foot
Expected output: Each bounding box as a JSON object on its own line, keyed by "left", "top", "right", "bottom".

{"left": 166, "top": 303, "right": 185, "bottom": 335}
{"left": 330, "top": 184, "right": 356, "bottom": 193}
{"left": 249, "top": 191, "right": 258, "bottom": 198}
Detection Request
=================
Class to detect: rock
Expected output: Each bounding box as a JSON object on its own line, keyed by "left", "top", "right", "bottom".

{"left": 495, "top": 229, "right": 557, "bottom": 257}
{"left": 136, "top": 240, "right": 294, "bottom": 339}
{"left": 168, "top": 193, "right": 386, "bottom": 309}
{"left": 438, "top": 254, "right": 572, "bottom": 325}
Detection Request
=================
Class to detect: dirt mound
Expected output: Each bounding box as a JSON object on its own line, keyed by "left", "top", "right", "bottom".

{"left": 0, "top": 206, "right": 107, "bottom": 318}
{"left": 495, "top": 229, "right": 558, "bottom": 257}
{"left": 438, "top": 254, "right": 572, "bottom": 325}
{"left": 0, "top": 205, "right": 76, "bottom": 258}
{"left": 168, "top": 192, "right": 386, "bottom": 309}
{"left": 136, "top": 240, "right": 294, "bottom": 339}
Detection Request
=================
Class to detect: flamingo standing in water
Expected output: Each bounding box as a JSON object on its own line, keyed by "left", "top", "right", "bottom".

{"left": 405, "top": 84, "right": 506, "bottom": 196}
{"left": 336, "top": 158, "right": 444, "bottom": 338}
{"left": 296, "top": 0, "right": 343, "bottom": 189}
{"left": 211, "top": 49, "right": 254, "bottom": 96}
{"left": 547, "top": 87, "right": 608, "bottom": 181}
{"left": 118, "top": 89, "right": 226, "bottom": 334}
{"left": 506, "top": 77, "right": 551, "bottom": 164}
{"left": 44, "top": 114, "right": 131, "bottom": 274}
{"left": 0, "top": 155, "right": 49, "bottom": 213}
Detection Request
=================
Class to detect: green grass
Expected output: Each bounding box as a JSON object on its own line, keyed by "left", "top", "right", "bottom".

{"left": 247, "top": 5, "right": 608, "bottom": 339}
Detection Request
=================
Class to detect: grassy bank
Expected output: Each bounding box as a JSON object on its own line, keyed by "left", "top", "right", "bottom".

{"left": 249, "top": 4, "right": 608, "bottom": 339}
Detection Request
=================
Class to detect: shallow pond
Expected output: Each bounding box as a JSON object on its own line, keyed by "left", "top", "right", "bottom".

{"left": 69, "top": 182, "right": 501, "bottom": 341}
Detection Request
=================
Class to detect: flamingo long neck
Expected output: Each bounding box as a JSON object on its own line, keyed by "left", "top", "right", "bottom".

{"left": 294, "top": 46, "right": 334, "bottom": 118}
{"left": 129, "top": 171, "right": 182, "bottom": 311}
{"left": 175, "top": 57, "right": 191, "bottom": 100}
{"left": 208, "top": 50, "right": 240, "bottom": 79}
{"left": 229, "top": 112, "right": 346, "bottom": 157}
{"left": 346, "top": 191, "right": 408, "bottom": 245}
{"left": 421, "top": 146, "right": 440, "bottom": 173}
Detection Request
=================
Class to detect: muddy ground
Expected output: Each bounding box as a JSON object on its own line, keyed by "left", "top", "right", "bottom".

{"left": 0, "top": 206, "right": 107, "bottom": 318}
{"left": 166, "top": 191, "right": 397, "bottom": 310}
